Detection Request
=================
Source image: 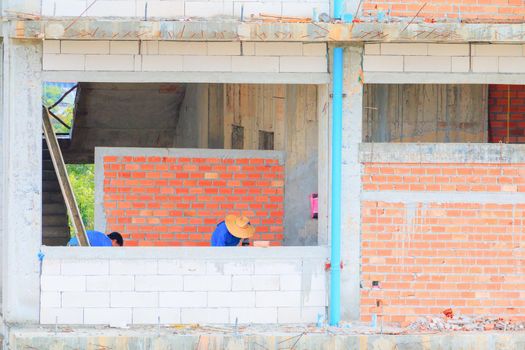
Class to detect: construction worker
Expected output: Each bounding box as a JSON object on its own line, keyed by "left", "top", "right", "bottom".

{"left": 211, "top": 214, "right": 255, "bottom": 246}
{"left": 68, "top": 230, "right": 124, "bottom": 246}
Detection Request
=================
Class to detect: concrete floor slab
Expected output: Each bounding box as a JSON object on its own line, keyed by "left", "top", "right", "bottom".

{"left": 7, "top": 325, "right": 525, "bottom": 350}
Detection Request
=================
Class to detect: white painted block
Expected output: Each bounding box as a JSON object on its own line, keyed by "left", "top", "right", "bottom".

{"left": 254, "top": 261, "right": 301, "bottom": 275}
{"left": 181, "top": 308, "right": 229, "bottom": 323}
{"left": 303, "top": 43, "right": 327, "bottom": 57}
{"left": 43, "top": 0, "right": 86, "bottom": 16}
{"left": 183, "top": 56, "right": 232, "bottom": 72}
{"left": 146, "top": 1, "right": 185, "bottom": 18}
{"left": 84, "top": 308, "right": 132, "bottom": 325}
{"left": 43, "top": 54, "right": 85, "bottom": 71}
{"left": 282, "top": 3, "right": 329, "bottom": 17}
{"left": 41, "top": 308, "right": 83, "bottom": 324}
{"left": 184, "top": 275, "right": 231, "bottom": 291}
{"left": 363, "top": 55, "right": 403, "bottom": 72}
{"left": 277, "top": 306, "right": 325, "bottom": 323}
{"left": 86, "top": 1, "right": 136, "bottom": 17}
{"left": 427, "top": 44, "right": 470, "bottom": 56}
{"left": 404, "top": 56, "right": 451, "bottom": 72}
{"left": 364, "top": 44, "right": 380, "bottom": 55}
{"left": 41, "top": 276, "right": 86, "bottom": 291}
{"left": 232, "top": 275, "right": 280, "bottom": 291}
{"left": 473, "top": 44, "right": 523, "bottom": 57}
{"left": 499, "top": 57, "right": 525, "bottom": 73}
{"left": 85, "top": 55, "right": 135, "bottom": 71}
{"left": 206, "top": 261, "right": 254, "bottom": 275}
{"left": 42, "top": 259, "right": 61, "bottom": 275}
{"left": 132, "top": 308, "right": 181, "bottom": 324}
{"left": 280, "top": 56, "right": 327, "bottom": 73}
{"left": 110, "top": 260, "right": 158, "bottom": 275}
{"left": 303, "top": 290, "right": 326, "bottom": 307}
{"left": 279, "top": 275, "right": 301, "bottom": 291}
{"left": 141, "top": 55, "right": 184, "bottom": 72}
{"left": 158, "top": 260, "right": 206, "bottom": 275}
{"left": 110, "top": 41, "right": 140, "bottom": 55}
{"left": 43, "top": 40, "right": 61, "bottom": 54}
{"left": 135, "top": 275, "right": 183, "bottom": 291}
{"left": 255, "top": 42, "right": 303, "bottom": 56}
{"left": 159, "top": 292, "right": 207, "bottom": 307}
{"left": 185, "top": 2, "right": 234, "bottom": 17}
{"left": 381, "top": 43, "right": 428, "bottom": 56}
{"left": 207, "top": 42, "right": 241, "bottom": 56}
{"left": 134, "top": 55, "right": 142, "bottom": 71}
{"left": 256, "top": 291, "right": 301, "bottom": 307}
{"left": 471, "top": 57, "right": 499, "bottom": 73}
{"left": 230, "top": 308, "right": 278, "bottom": 323}
{"left": 242, "top": 42, "right": 255, "bottom": 56}
{"left": 62, "top": 292, "right": 110, "bottom": 308}
{"left": 110, "top": 292, "right": 158, "bottom": 307}
{"left": 86, "top": 276, "right": 134, "bottom": 291}
{"left": 280, "top": 274, "right": 326, "bottom": 291}
{"left": 208, "top": 291, "right": 255, "bottom": 307}
{"left": 140, "top": 41, "right": 159, "bottom": 55}
{"left": 232, "top": 56, "right": 279, "bottom": 73}
{"left": 234, "top": 2, "right": 282, "bottom": 18}
{"left": 61, "top": 41, "right": 110, "bottom": 54}
{"left": 61, "top": 259, "right": 109, "bottom": 275}
{"left": 159, "top": 42, "right": 207, "bottom": 55}
{"left": 451, "top": 57, "right": 470, "bottom": 72}
{"left": 41, "top": 291, "right": 61, "bottom": 308}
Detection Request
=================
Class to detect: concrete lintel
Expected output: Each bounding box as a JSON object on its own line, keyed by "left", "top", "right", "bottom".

{"left": 42, "top": 71, "right": 330, "bottom": 85}
{"left": 8, "top": 20, "right": 525, "bottom": 43}
{"left": 41, "top": 246, "right": 329, "bottom": 260}
{"left": 365, "top": 72, "right": 525, "bottom": 85}
{"left": 359, "top": 143, "right": 525, "bottom": 164}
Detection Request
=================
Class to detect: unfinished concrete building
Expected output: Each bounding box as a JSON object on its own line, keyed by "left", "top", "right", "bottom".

{"left": 1, "top": 0, "right": 525, "bottom": 348}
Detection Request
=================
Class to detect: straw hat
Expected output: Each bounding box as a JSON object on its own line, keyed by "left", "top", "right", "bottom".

{"left": 225, "top": 214, "right": 255, "bottom": 239}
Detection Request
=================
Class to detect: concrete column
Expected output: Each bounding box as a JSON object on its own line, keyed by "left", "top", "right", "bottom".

{"left": 340, "top": 44, "right": 363, "bottom": 321}
{"left": 1, "top": 38, "right": 42, "bottom": 323}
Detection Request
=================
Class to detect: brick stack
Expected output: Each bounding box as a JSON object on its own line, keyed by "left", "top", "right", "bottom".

{"left": 102, "top": 152, "right": 285, "bottom": 246}
{"left": 489, "top": 84, "right": 525, "bottom": 144}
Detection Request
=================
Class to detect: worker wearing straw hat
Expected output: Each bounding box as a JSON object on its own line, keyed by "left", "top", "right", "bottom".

{"left": 211, "top": 214, "right": 255, "bottom": 246}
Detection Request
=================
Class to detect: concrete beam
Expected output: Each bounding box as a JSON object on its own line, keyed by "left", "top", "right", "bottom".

{"left": 1, "top": 39, "right": 42, "bottom": 323}
{"left": 365, "top": 72, "right": 525, "bottom": 85}
{"left": 7, "top": 20, "right": 525, "bottom": 43}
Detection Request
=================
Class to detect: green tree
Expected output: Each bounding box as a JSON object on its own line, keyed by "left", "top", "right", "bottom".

{"left": 42, "top": 83, "right": 74, "bottom": 134}
{"left": 67, "top": 164, "right": 95, "bottom": 231}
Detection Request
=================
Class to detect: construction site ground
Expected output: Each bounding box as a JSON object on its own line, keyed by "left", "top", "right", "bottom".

{"left": 7, "top": 322, "right": 525, "bottom": 350}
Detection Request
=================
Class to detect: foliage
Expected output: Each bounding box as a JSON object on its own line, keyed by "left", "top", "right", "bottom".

{"left": 67, "top": 164, "right": 95, "bottom": 231}
{"left": 42, "top": 83, "right": 75, "bottom": 134}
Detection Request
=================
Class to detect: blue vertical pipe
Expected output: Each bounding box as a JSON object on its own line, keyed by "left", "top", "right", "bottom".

{"left": 330, "top": 0, "right": 344, "bottom": 327}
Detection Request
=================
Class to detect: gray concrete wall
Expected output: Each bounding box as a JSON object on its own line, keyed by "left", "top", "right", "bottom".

{"left": 1, "top": 39, "right": 42, "bottom": 323}
{"left": 175, "top": 84, "right": 209, "bottom": 149}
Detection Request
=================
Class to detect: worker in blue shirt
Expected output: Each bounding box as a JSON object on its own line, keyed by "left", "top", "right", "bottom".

{"left": 211, "top": 214, "right": 255, "bottom": 246}
{"left": 68, "top": 230, "right": 124, "bottom": 247}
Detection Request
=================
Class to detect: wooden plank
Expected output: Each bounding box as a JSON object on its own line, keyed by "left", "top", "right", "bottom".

{"left": 273, "top": 85, "right": 286, "bottom": 151}
{"left": 208, "top": 84, "right": 224, "bottom": 148}
{"left": 223, "top": 84, "right": 234, "bottom": 149}
{"left": 43, "top": 107, "right": 89, "bottom": 246}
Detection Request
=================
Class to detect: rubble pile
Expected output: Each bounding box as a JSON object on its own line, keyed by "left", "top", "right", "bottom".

{"left": 409, "top": 315, "right": 525, "bottom": 332}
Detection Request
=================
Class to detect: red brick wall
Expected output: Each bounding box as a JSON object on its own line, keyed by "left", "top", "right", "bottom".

{"left": 361, "top": 162, "right": 525, "bottom": 325}
{"left": 362, "top": 0, "right": 525, "bottom": 22}
{"left": 489, "top": 85, "right": 525, "bottom": 144}
{"left": 102, "top": 153, "right": 284, "bottom": 246}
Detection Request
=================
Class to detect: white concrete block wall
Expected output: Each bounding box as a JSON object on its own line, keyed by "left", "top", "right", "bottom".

{"left": 41, "top": 0, "right": 329, "bottom": 18}
{"left": 40, "top": 248, "right": 327, "bottom": 325}
{"left": 42, "top": 40, "right": 327, "bottom": 74}
{"left": 363, "top": 43, "right": 525, "bottom": 74}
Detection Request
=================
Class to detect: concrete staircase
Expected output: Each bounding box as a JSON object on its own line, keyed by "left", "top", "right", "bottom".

{"left": 42, "top": 139, "right": 70, "bottom": 246}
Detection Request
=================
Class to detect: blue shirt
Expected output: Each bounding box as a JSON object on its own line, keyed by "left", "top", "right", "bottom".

{"left": 68, "top": 230, "right": 113, "bottom": 246}
{"left": 211, "top": 221, "right": 241, "bottom": 247}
